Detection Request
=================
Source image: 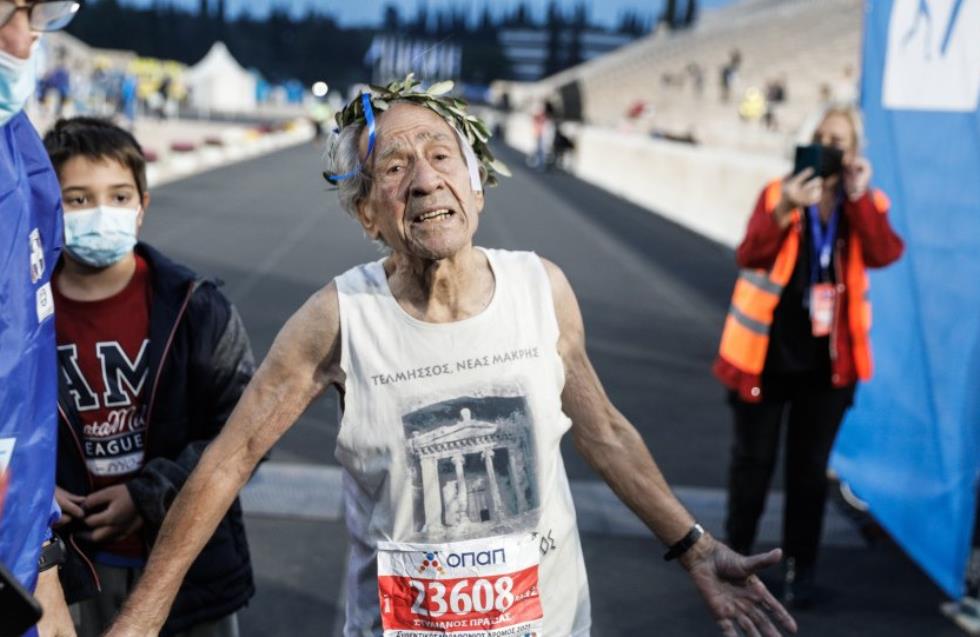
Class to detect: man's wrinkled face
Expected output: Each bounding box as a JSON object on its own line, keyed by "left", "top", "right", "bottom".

{"left": 355, "top": 102, "right": 484, "bottom": 261}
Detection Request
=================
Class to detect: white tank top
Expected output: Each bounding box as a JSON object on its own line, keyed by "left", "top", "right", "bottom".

{"left": 335, "top": 248, "right": 591, "bottom": 637}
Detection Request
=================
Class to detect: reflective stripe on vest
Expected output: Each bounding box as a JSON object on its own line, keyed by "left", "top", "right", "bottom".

{"left": 845, "top": 189, "right": 888, "bottom": 380}
{"left": 846, "top": 232, "right": 873, "bottom": 379}
{"left": 717, "top": 180, "right": 880, "bottom": 381}
{"left": 718, "top": 181, "right": 799, "bottom": 374}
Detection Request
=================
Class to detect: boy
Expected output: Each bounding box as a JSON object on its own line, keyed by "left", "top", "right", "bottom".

{"left": 44, "top": 117, "right": 255, "bottom": 637}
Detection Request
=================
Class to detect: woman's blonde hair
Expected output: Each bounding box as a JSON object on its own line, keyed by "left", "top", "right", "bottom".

{"left": 815, "top": 102, "right": 865, "bottom": 151}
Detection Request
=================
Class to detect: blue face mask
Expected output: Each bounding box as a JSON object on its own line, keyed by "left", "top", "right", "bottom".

{"left": 64, "top": 206, "right": 140, "bottom": 268}
{"left": 0, "top": 48, "right": 37, "bottom": 127}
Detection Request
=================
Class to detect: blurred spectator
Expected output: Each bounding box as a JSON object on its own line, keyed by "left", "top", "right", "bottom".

{"left": 90, "top": 63, "right": 115, "bottom": 117}
{"left": 738, "top": 86, "right": 766, "bottom": 122}
{"left": 687, "top": 62, "right": 705, "bottom": 97}
{"left": 153, "top": 75, "right": 171, "bottom": 119}
{"left": 119, "top": 73, "right": 138, "bottom": 130}
{"left": 660, "top": 70, "right": 684, "bottom": 88}
{"left": 626, "top": 99, "right": 649, "bottom": 120}
{"left": 40, "top": 49, "right": 70, "bottom": 118}
{"left": 307, "top": 97, "right": 331, "bottom": 145}
{"left": 714, "top": 106, "right": 904, "bottom": 608}
{"left": 719, "top": 48, "right": 741, "bottom": 102}
{"left": 763, "top": 77, "right": 787, "bottom": 131}
{"left": 529, "top": 100, "right": 556, "bottom": 170}
{"left": 553, "top": 120, "right": 576, "bottom": 169}
{"left": 765, "top": 77, "right": 787, "bottom": 105}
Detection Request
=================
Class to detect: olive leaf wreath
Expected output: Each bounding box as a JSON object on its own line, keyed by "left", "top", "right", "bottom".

{"left": 330, "top": 73, "right": 511, "bottom": 186}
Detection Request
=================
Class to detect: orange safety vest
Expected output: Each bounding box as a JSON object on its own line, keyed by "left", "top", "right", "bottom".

{"left": 717, "top": 181, "right": 882, "bottom": 392}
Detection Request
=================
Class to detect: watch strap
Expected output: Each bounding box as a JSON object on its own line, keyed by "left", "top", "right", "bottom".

{"left": 663, "top": 523, "right": 705, "bottom": 561}
{"left": 37, "top": 536, "right": 67, "bottom": 572}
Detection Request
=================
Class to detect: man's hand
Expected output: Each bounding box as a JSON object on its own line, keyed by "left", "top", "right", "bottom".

{"left": 843, "top": 156, "right": 872, "bottom": 202}
{"left": 34, "top": 567, "right": 77, "bottom": 637}
{"left": 54, "top": 486, "right": 85, "bottom": 528}
{"left": 680, "top": 534, "right": 797, "bottom": 636}
{"left": 774, "top": 168, "right": 822, "bottom": 229}
{"left": 80, "top": 484, "right": 142, "bottom": 543}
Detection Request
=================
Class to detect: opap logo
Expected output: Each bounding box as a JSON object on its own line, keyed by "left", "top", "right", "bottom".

{"left": 417, "top": 551, "right": 445, "bottom": 575}
{"left": 882, "top": 0, "right": 980, "bottom": 111}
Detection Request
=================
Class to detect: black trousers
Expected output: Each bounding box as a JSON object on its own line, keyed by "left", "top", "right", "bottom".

{"left": 725, "top": 380, "right": 855, "bottom": 568}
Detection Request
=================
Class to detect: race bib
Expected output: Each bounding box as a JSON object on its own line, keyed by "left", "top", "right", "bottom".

{"left": 810, "top": 283, "right": 836, "bottom": 337}
{"left": 378, "top": 534, "right": 543, "bottom": 636}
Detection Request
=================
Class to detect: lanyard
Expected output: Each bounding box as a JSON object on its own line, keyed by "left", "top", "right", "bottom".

{"left": 807, "top": 200, "right": 840, "bottom": 284}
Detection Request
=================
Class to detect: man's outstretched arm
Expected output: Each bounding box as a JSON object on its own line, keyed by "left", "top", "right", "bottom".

{"left": 542, "top": 259, "right": 796, "bottom": 637}
{"left": 104, "top": 284, "right": 343, "bottom": 636}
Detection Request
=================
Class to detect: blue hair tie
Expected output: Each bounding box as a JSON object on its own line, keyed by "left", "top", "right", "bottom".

{"left": 324, "top": 93, "right": 377, "bottom": 184}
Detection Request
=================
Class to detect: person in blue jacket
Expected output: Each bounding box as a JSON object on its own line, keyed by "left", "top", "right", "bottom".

{"left": 0, "top": 2, "right": 81, "bottom": 635}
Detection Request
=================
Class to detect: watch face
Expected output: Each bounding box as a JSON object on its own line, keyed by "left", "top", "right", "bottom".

{"left": 39, "top": 537, "right": 67, "bottom": 570}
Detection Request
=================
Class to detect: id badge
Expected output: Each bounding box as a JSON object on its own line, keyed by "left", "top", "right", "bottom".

{"left": 809, "top": 283, "right": 836, "bottom": 337}
{"left": 377, "top": 534, "right": 544, "bottom": 636}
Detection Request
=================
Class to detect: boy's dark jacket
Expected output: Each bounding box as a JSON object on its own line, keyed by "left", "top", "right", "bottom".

{"left": 55, "top": 243, "right": 256, "bottom": 635}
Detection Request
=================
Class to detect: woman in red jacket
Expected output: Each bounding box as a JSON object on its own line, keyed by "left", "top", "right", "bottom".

{"left": 713, "top": 105, "right": 904, "bottom": 607}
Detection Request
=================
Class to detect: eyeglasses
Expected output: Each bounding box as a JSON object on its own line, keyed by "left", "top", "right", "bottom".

{"left": 0, "top": 1, "right": 81, "bottom": 32}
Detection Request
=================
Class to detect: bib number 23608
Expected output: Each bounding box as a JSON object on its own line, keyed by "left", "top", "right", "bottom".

{"left": 409, "top": 575, "right": 519, "bottom": 616}
{"left": 378, "top": 535, "right": 543, "bottom": 636}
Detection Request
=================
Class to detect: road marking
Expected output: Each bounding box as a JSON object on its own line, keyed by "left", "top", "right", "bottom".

{"left": 242, "top": 463, "right": 865, "bottom": 548}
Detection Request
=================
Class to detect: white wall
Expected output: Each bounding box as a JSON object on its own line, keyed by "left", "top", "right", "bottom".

{"left": 504, "top": 113, "right": 790, "bottom": 248}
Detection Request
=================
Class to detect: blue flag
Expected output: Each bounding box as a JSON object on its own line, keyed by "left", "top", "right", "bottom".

{"left": 831, "top": 0, "right": 980, "bottom": 599}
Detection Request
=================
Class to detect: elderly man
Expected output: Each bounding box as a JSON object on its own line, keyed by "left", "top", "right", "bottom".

{"left": 106, "top": 77, "right": 796, "bottom": 637}
{"left": 0, "top": 2, "right": 80, "bottom": 636}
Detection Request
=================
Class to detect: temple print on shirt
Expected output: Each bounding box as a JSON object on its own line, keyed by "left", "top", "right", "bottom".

{"left": 402, "top": 391, "right": 540, "bottom": 542}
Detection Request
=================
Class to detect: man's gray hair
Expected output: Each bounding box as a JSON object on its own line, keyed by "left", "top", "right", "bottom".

{"left": 323, "top": 122, "right": 370, "bottom": 219}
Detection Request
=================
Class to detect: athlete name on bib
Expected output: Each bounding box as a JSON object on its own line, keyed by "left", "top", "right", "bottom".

{"left": 378, "top": 534, "right": 543, "bottom": 636}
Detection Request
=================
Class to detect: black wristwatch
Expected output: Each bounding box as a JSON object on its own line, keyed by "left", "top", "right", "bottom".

{"left": 663, "top": 523, "right": 705, "bottom": 561}
{"left": 37, "top": 536, "right": 67, "bottom": 572}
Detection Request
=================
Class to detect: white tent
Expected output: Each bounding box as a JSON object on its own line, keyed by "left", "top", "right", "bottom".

{"left": 184, "top": 41, "right": 256, "bottom": 114}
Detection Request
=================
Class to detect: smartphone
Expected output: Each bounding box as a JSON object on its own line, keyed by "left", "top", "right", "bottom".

{"left": 0, "top": 561, "right": 43, "bottom": 637}
{"left": 793, "top": 143, "right": 843, "bottom": 179}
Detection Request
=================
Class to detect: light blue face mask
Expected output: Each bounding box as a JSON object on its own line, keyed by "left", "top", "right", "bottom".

{"left": 64, "top": 206, "right": 140, "bottom": 268}
{"left": 0, "top": 48, "right": 37, "bottom": 127}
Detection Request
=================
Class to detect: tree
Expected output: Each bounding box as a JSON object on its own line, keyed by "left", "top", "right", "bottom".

{"left": 383, "top": 4, "right": 400, "bottom": 32}
{"left": 414, "top": 2, "right": 429, "bottom": 35}
{"left": 478, "top": 2, "right": 493, "bottom": 33}
{"left": 513, "top": 2, "right": 530, "bottom": 27}
{"left": 544, "top": 0, "right": 563, "bottom": 76}
{"left": 663, "top": 0, "right": 678, "bottom": 29}
{"left": 683, "top": 0, "right": 699, "bottom": 27}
